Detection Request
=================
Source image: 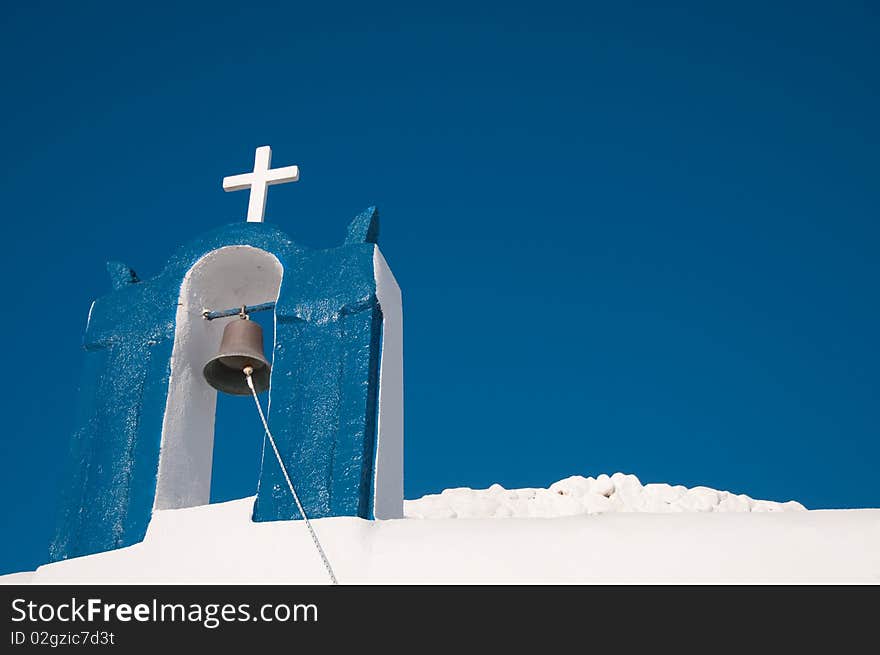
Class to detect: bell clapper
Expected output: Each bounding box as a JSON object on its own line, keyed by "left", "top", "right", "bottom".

{"left": 242, "top": 365, "right": 254, "bottom": 378}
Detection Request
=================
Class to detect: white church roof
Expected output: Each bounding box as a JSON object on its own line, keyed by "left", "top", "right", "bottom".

{"left": 5, "top": 473, "right": 878, "bottom": 584}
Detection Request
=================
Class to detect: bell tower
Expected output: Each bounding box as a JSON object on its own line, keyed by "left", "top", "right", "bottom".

{"left": 50, "top": 148, "right": 403, "bottom": 563}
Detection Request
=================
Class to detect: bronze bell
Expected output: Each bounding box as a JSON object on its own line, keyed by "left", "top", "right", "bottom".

{"left": 203, "top": 317, "right": 271, "bottom": 395}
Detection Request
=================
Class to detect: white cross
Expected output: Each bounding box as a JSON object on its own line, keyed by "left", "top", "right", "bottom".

{"left": 222, "top": 146, "right": 300, "bottom": 223}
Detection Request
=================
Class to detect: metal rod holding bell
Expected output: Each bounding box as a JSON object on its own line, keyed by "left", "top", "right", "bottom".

{"left": 202, "top": 311, "right": 271, "bottom": 395}
{"left": 202, "top": 301, "right": 276, "bottom": 321}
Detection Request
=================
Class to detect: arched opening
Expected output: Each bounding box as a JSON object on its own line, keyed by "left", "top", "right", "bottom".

{"left": 155, "top": 245, "right": 283, "bottom": 511}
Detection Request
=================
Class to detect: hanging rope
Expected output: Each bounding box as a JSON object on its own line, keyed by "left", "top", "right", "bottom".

{"left": 244, "top": 367, "right": 339, "bottom": 585}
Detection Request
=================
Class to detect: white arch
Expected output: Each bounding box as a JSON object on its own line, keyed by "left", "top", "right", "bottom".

{"left": 154, "top": 246, "right": 283, "bottom": 510}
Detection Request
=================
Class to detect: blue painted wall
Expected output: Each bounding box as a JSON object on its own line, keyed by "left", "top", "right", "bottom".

{"left": 50, "top": 208, "right": 385, "bottom": 562}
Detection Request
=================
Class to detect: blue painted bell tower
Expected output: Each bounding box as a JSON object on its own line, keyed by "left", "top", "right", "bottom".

{"left": 50, "top": 148, "right": 403, "bottom": 563}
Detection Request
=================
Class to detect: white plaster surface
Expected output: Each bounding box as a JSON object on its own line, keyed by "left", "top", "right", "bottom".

{"left": 0, "top": 571, "right": 34, "bottom": 584}
{"left": 372, "top": 247, "right": 404, "bottom": 519}
{"left": 406, "top": 473, "right": 808, "bottom": 517}
{"left": 154, "top": 246, "right": 283, "bottom": 511}
{"left": 5, "top": 474, "right": 878, "bottom": 584}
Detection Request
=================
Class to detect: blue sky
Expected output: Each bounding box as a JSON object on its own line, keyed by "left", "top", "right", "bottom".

{"left": 1, "top": 1, "right": 878, "bottom": 574}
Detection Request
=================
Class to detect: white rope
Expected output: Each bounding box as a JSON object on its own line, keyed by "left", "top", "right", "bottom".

{"left": 244, "top": 370, "right": 339, "bottom": 585}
